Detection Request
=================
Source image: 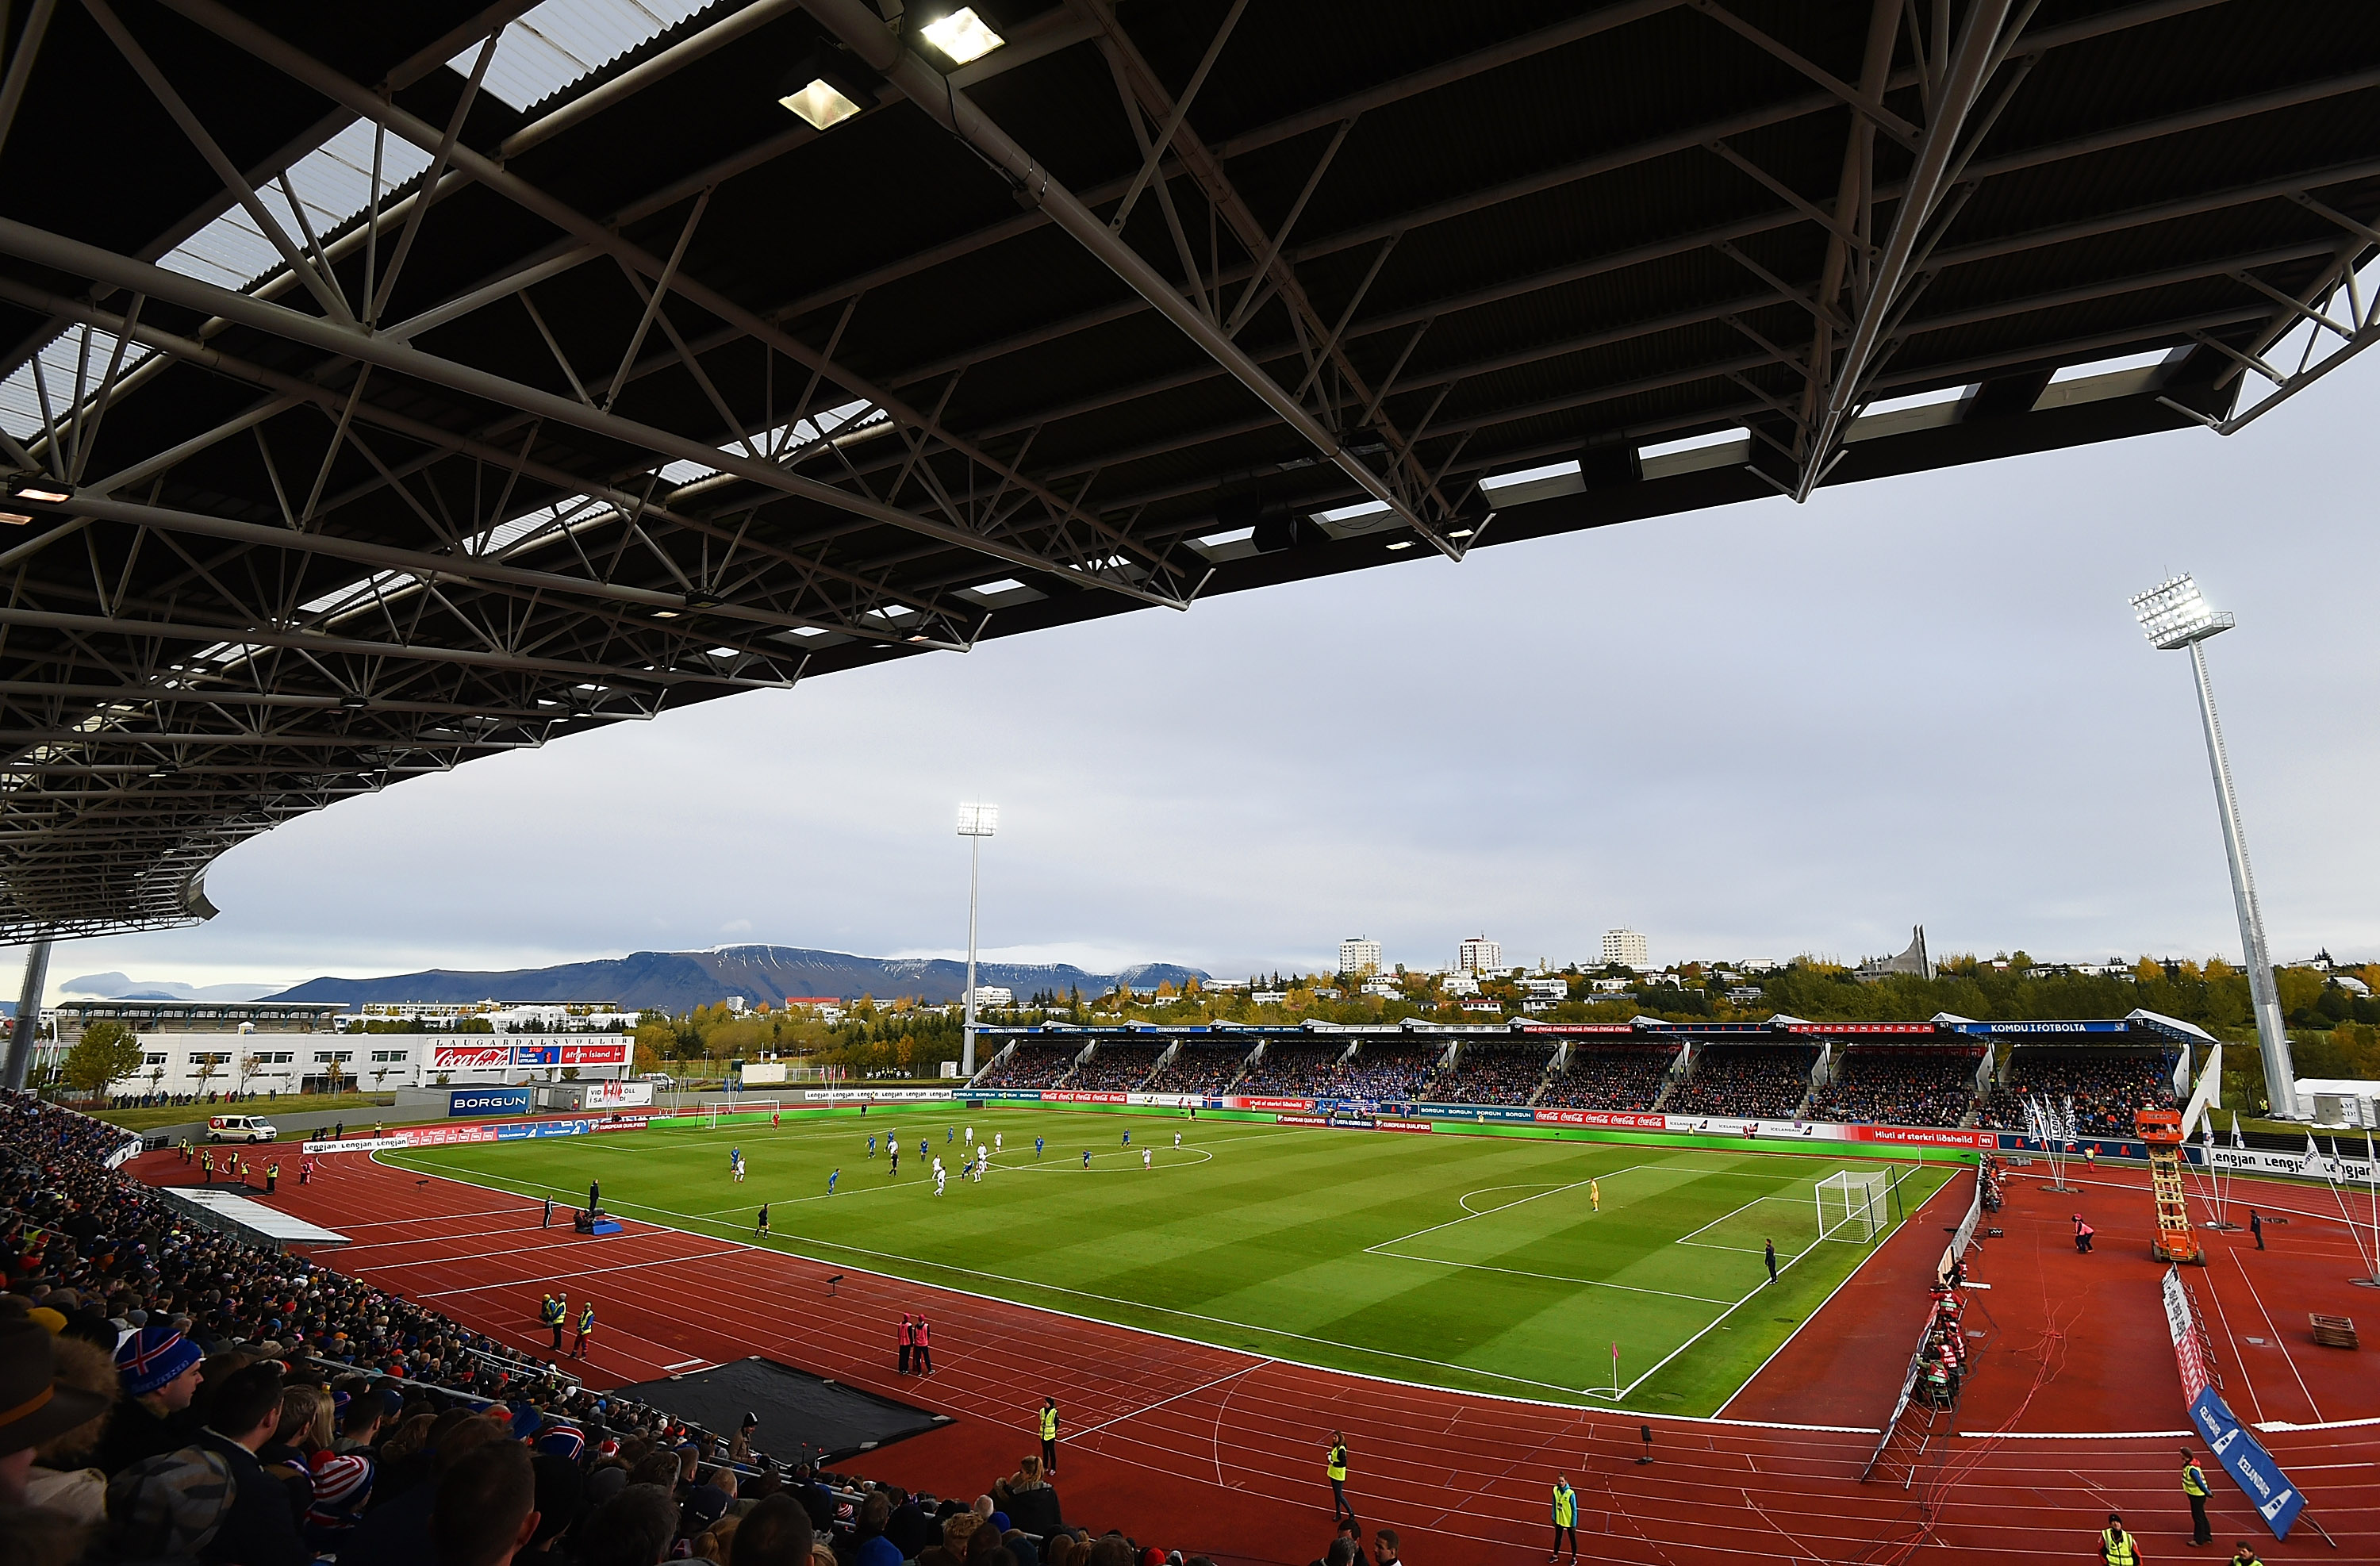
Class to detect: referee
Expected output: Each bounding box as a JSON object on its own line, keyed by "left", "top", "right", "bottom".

{"left": 1039, "top": 1395, "right": 1061, "bottom": 1476}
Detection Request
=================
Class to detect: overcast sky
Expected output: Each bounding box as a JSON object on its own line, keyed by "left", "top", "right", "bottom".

{"left": 25, "top": 348, "right": 2379, "bottom": 1000}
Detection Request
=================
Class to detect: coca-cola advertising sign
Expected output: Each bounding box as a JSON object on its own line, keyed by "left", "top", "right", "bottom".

{"left": 1534, "top": 1108, "right": 1666, "bottom": 1129}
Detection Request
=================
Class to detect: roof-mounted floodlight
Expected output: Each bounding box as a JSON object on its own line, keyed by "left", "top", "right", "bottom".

{"left": 6, "top": 474, "right": 71, "bottom": 504}
{"left": 920, "top": 8, "right": 1004, "bottom": 65}
{"left": 2130, "top": 573, "right": 2233, "bottom": 650}
{"left": 777, "top": 48, "right": 877, "bottom": 130}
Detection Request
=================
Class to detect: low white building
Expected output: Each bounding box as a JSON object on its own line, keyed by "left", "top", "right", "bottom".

{"left": 107, "top": 1031, "right": 633, "bottom": 1095}
{"left": 964, "top": 986, "right": 1015, "bottom": 1009}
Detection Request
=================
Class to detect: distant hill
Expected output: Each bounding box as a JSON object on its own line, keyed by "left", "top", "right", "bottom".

{"left": 266, "top": 944, "right": 1211, "bottom": 1011}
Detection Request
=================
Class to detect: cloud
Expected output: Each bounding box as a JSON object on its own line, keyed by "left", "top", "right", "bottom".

{"left": 23, "top": 347, "right": 2379, "bottom": 998}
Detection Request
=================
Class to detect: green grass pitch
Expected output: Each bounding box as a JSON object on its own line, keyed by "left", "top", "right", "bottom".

{"left": 382, "top": 1107, "right": 1952, "bottom": 1414}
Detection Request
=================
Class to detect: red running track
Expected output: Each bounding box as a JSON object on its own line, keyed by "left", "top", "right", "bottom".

{"left": 133, "top": 1148, "right": 2379, "bottom": 1564}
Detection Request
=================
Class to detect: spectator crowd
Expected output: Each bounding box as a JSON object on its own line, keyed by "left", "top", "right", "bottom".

{"left": 1664, "top": 1046, "right": 1819, "bottom": 1119}
{"left": 1810, "top": 1051, "right": 1982, "bottom": 1128}
{"left": 1981, "top": 1051, "right": 2180, "bottom": 1135}
{"left": 969, "top": 1047, "right": 1081, "bottom": 1091}
{"left": 1422, "top": 1046, "right": 1552, "bottom": 1106}
{"left": 1139, "top": 1048, "right": 1248, "bottom": 1096}
{"left": 1, "top": 1092, "right": 1286, "bottom": 1566}
{"left": 1535, "top": 1048, "right": 1679, "bottom": 1111}
{"left": 1061, "top": 1045, "right": 1168, "bottom": 1093}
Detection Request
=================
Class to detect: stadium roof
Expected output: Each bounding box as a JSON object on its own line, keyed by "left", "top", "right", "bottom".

{"left": 1, "top": 0, "right": 2376, "bottom": 937}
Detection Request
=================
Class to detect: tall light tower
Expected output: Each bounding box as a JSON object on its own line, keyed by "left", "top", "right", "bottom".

{"left": 2129, "top": 574, "right": 2297, "bottom": 1119}
{"left": 957, "top": 801, "right": 998, "bottom": 1079}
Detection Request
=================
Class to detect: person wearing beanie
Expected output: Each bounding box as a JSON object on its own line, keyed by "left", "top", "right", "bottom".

{"left": 532, "top": 1423, "right": 585, "bottom": 1463}
{"left": 0, "top": 1304, "right": 113, "bottom": 1507}
{"left": 304, "top": 1448, "right": 376, "bottom": 1549}
{"left": 95, "top": 1323, "right": 205, "bottom": 1475}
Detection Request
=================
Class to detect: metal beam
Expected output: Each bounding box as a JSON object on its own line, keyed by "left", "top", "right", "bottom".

{"left": 159, "top": 0, "right": 1179, "bottom": 600}
{"left": 1794, "top": 0, "right": 2034, "bottom": 497}
{"left": 0, "top": 219, "right": 1186, "bottom": 616}
{"left": 802, "top": 0, "right": 1467, "bottom": 560}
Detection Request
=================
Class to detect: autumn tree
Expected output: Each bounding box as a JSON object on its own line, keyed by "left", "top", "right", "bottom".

{"left": 62, "top": 1021, "right": 144, "bottom": 1102}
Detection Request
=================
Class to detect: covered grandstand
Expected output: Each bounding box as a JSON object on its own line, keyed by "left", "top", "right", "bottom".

{"left": 973, "top": 1011, "right": 2213, "bottom": 1137}
{"left": 0, "top": 0, "right": 2375, "bottom": 952}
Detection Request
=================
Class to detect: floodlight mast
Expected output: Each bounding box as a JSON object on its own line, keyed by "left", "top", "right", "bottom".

{"left": 2129, "top": 575, "right": 2297, "bottom": 1119}
{"left": 957, "top": 803, "right": 998, "bottom": 1078}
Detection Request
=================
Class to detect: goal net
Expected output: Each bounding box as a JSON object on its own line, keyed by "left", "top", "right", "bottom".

{"left": 704, "top": 1099, "right": 779, "bottom": 1130}
{"left": 1816, "top": 1169, "right": 1892, "bottom": 1243}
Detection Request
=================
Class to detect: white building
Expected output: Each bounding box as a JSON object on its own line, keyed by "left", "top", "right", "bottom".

{"left": 106, "top": 1032, "right": 635, "bottom": 1095}
{"left": 1522, "top": 977, "right": 1569, "bottom": 1001}
{"left": 1603, "top": 928, "right": 1650, "bottom": 969}
{"left": 1457, "top": 936, "right": 1502, "bottom": 973}
{"left": 1442, "top": 973, "right": 1482, "bottom": 997}
{"left": 964, "top": 986, "right": 1015, "bottom": 1009}
{"left": 1338, "top": 936, "right": 1384, "bottom": 976}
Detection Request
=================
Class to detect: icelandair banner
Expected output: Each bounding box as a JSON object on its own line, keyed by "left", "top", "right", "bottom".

{"left": 2189, "top": 1389, "right": 2306, "bottom": 1540}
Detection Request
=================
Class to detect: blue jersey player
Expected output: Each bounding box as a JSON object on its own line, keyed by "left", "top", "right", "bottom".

{"left": 869, "top": 1134, "right": 877, "bottom": 1157}
{"left": 827, "top": 1168, "right": 839, "bottom": 1195}
{"left": 1035, "top": 1136, "right": 1045, "bottom": 1159}
{"left": 1082, "top": 1149, "right": 1092, "bottom": 1168}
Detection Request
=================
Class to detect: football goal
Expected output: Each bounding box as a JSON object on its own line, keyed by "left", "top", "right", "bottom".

{"left": 703, "top": 1100, "right": 781, "bottom": 1130}
{"left": 1816, "top": 1169, "right": 1894, "bottom": 1243}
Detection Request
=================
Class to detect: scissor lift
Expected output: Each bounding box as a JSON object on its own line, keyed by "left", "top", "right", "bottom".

{"left": 2136, "top": 1107, "right": 2202, "bottom": 1265}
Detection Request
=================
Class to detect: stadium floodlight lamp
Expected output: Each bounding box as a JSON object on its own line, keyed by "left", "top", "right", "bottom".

{"left": 780, "top": 77, "right": 861, "bottom": 129}
{"left": 957, "top": 802, "right": 998, "bottom": 838}
{"left": 5, "top": 474, "right": 71, "bottom": 504}
{"left": 777, "top": 48, "right": 876, "bottom": 130}
{"left": 919, "top": 8, "right": 1004, "bottom": 64}
{"left": 2130, "top": 573, "right": 2234, "bottom": 650}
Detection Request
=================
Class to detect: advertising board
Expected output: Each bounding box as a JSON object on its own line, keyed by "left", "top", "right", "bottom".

{"left": 1234, "top": 1096, "right": 1316, "bottom": 1114}
{"left": 1534, "top": 1108, "right": 1668, "bottom": 1129}
{"left": 2188, "top": 1388, "right": 2305, "bottom": 1539}
{"left": 1855, "top": 1125, "right": 1992, "bottom": 1149}
{"left": 1042, "top": 1090, "right": 1127, "bottom": 1104}
{"left": 1414, "top": 1103, "right": 1540, "bottom": 1123}
{"left": 448, "top": 1087, "right": 532, "bottom": 1117}
{"left": 430, "top": 1044, "right": 514, "bottom": 1070}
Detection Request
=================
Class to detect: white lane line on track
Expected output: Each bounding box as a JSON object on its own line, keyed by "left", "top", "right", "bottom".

{"left": 1072, "top": 1360, "right": 1274, "bottom": 1442}
{"left": 408, "top": 1246, "right": 750, "bottom": 1299}
{"left": 334, "top": 1204, "right": 539, "bottom": 1227}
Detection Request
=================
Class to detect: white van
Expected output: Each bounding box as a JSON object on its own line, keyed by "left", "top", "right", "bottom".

{"left": 205, "top": 1115, "right": 278, "bottom": 1143}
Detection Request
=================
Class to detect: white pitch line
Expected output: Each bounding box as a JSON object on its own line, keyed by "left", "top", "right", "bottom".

{"left": 1365, "top": 1163, "right": 1654, "bottom": 1251}
{"left": 1365, "top": 1249, "right": 1737, "bottom": 1307}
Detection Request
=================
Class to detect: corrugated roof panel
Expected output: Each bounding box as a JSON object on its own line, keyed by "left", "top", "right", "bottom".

{"left": 456, "top": 0, "right": 715, "bottom": 113}
{"left": 0, "top": 325, "right": 146, "bottom": 441}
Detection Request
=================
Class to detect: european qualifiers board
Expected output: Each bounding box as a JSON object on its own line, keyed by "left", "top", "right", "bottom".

{"left": 382, "top": 1106, "right": 1956, "bottom": 1414}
